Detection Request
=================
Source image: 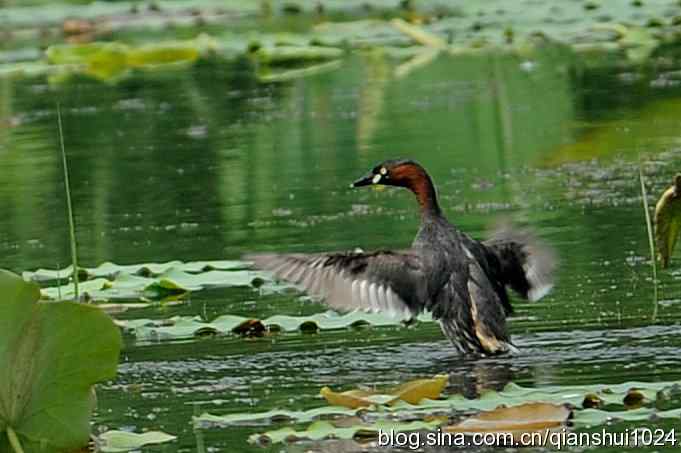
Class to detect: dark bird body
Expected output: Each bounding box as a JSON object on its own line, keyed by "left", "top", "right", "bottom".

{"left": 249, "top": 159, "right": 555, "bottom": 355}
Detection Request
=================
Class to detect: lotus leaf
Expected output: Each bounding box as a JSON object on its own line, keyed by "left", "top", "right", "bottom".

{"left": 97, "top": 430, "right": 176, "bottom": 452}
{"left": 0, "top": 269, "right": 121, "bottom": 453}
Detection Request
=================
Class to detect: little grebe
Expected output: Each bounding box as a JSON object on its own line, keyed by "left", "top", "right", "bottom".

{"left": 250, "top": 159, "right": 555, "bottom": 355}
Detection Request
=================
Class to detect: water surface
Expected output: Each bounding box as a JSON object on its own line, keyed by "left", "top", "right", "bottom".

{"left": 2, "top": 46, "right": 681, "bottom": 451}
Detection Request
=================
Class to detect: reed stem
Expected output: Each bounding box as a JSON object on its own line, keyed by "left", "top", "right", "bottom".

{"left": 7, "top": 427, "right": 26, "bottom": 453}
{"left": 638, "top": 163, "right": 658, "bottom": 321}
{"left": 57, "top": 104, "right": 79, "bottom": 300}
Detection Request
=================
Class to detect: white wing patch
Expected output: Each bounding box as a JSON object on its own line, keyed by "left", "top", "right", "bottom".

{"left": 342, "top": 277, "right": 412, "bottom": 319}
{"left": 523, "top": 249, "right": 554, "bottom": 301}
{"left": 249, "top": 254, "right": 416, "bottom": 321}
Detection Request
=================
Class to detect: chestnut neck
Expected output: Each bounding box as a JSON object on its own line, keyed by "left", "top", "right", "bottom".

{"left": 402, "top": 169, "right": 442, "bottom": 218}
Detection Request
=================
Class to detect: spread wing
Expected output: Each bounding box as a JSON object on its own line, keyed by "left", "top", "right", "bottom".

{"left": 247, "top": 251, "right": 427, "bottom": 319}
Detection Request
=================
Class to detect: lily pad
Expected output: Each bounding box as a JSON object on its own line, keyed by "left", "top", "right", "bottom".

{"left": 572, "top": 407, "right": 681, "bottom": 426}
{"left": 200, "top": 378, "right": 681, "bottom": 448}
{"left": 40, "top": 267, "right": 264, "bottom": 302}
{"left": 0, "top": 269, "right": 121, "bottom": 452}
{"left": 249, "top": 419, "right": 444, "bottom": 445}
{"left": 97, "top": 430, "right": 177, "bottom": 452}
{"left": 121, "top": 310, "right": 434, "bottom": 341}
{"left": 194, "top": 406, "right": 358, "bottom": 427}
{"left": 24, "top": 259, "right": 251, "bottom": 284}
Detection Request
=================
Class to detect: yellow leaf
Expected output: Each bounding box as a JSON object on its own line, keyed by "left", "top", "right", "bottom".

{"left": 320, "top": 374, "right": 448, "bottom": 408}
{"left": 390, "top": 373, "right": 449, "bottom": 404}
{"left": 319, "top": 387, "right": 392, "bottom": 409}
{"left": 654, "top": 174, "right": 681, "bottom": 268}
{"left": 444, "top": 402, "right": 572, "bottom": 445}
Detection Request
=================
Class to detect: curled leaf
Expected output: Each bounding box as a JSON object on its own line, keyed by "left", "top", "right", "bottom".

{"left": 320, "top": 374, "right": 448, "bottom": 409}
{"left": 319, "top": 387, "right": 398, "bottom": 409}
{"left": 655, "top": 174, "right": 681, "bottom": 268}
{"left": 390, "top": 374, "right": 449, "bottom": 404}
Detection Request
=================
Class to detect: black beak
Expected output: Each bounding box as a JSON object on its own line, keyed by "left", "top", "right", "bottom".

{"left": 350, "top": 171, "right": 375, "bottom": 188}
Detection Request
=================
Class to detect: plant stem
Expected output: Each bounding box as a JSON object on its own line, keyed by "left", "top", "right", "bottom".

{"left": 56, "top": 262, "right": 62, "bottom": 300}
{"left": 57, "top": 103, "right": 79, "bottom": 300}
{"left": 7, "top": 427, "right": 26, "bottom": 453}
{"left": 639, "top": 163, "right": 658, "bottom": 321}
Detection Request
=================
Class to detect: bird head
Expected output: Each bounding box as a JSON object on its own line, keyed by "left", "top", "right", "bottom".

{"left": 350, "top": 159, "right": 425, "bottom": 188}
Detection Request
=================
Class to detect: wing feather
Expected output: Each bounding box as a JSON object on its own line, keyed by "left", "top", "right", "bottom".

{"left": 435, "top": 256, "right": 515, "bottom": 355}
{"left": 247, "top": 251, "right": 426, "bottom": 319}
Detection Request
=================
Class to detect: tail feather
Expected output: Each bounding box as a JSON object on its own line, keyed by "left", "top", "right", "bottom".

{"left": 484, "top": 225, "right": 556, "bottom": 302}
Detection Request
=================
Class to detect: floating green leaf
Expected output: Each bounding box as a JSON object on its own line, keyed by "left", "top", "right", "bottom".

{"left": 97, "top": 430, "right": 177, "bottom": 452}
{"left": 39, "top": 266, "right": 264, "bottom": 302}
{"left": 0, "top": 269, "right": 121, "bottom": 453}
{"left": 4, "top": 0, "right": 681, "bottom": 86}
{"left": 195, "top": 406, "right": 358, "bottom": 427}
{"left": 119, "top": 310, "right": 434, "bottom": 341}
{"left": 249, "top": 419, "right": 444, "bottom": 445}
{"left": 24, "top": 260, "right": 250, "bottom": 284}
{"left": 199, "top": 377, "right": 681, "bottom": 449}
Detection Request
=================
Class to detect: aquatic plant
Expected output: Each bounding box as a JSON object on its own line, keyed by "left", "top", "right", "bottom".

{"left": 0, "top": 269, "right": 121, "bottom": 452}
{"left": 638, "top": 163, "right": 658, "bottom": 320}
{"left": 654, "top": 174, "right": 681, "bottom": 268}
{"left": 57, "top": 104, "right": 79, "bottom": 300}
{"left": 196, "top": 376, "right": 680, "bottom": 446}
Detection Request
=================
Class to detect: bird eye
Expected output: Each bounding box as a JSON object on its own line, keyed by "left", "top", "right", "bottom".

{"left": 380, "top": 167, "right": 388, "bottom": 175}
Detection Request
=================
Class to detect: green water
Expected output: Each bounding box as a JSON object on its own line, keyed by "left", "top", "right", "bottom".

{"left": 2, "top": 45, "right": 681, "bottom": 452}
